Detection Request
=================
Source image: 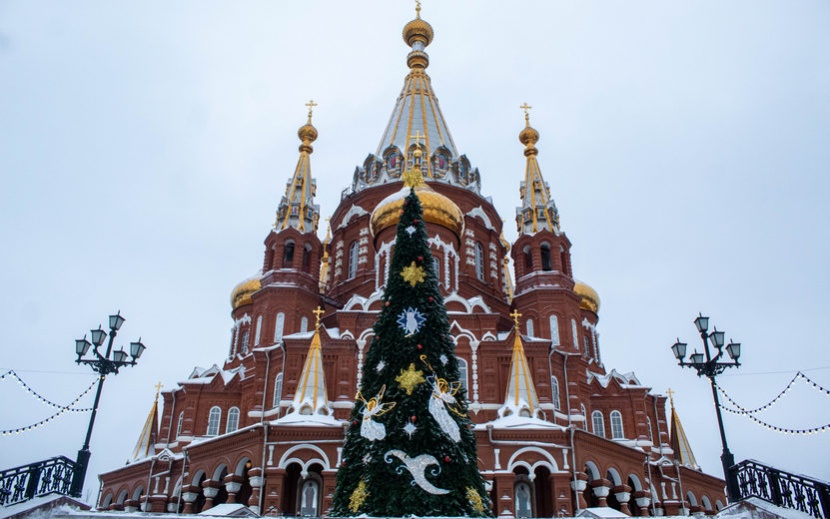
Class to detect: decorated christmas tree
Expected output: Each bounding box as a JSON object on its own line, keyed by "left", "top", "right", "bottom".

{"left": 331, "top": 148, "right": 492, "bottom": 517}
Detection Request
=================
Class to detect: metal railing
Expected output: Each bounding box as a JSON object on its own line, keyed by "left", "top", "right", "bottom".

{"left": 0, "top": 456, "right": 77, "bottom": 507}
{"left": 733, "top": 459, "right": 830, "bottom": 519}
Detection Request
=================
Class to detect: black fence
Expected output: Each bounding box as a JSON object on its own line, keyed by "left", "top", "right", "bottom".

{"left": 734, "top": 459, "right": 830, "bottom": 519}
{"left": 0, "top": 456, "right": 77, "bottom": 507}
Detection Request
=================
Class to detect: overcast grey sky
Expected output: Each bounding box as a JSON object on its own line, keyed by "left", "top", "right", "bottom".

{"left": 1, "top": 0, "right": 829, "bottom": 500}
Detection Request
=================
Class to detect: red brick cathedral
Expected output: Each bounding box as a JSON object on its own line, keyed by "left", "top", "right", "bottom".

{"left": 99, "top": 8, "right": 726, "bottom": 518}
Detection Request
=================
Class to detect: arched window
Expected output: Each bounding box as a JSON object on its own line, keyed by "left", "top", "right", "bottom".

{"left": 254, "top": 316, "right": 263, "bottom": 346}
{"left": 474, "top": 242, "right": 485, "bottom": 281}
{"left": 348, "top": 241, "right": 359, "bottom": 279}
{"left": 433, "top": 257, "right": 441, "bottom": 284}
{"left": 273, "top": 373, "right": 284, "bottom": 408}
{"left": 226, "top": 407, "right": 240, "bottom": 433}
{"left": 274, "top": 312, "right": 285, "bottom": 341}
{"left": 302, "top": 244, "right": 312, "bottom": 272}
{"left": 549, "top": 315, "right": 560, "bottom": 346}
{"left": 283, "top": 241, "right": 295, "bottom": 267}
{"left": 647, "top": 416, "right": 654, "bottom": 443}
{"left": 540, "top": 244, "right": 552, "bottom": 271}
{"left": 207, "top": 407, "right": 222, "bottom": 436}
{"left": 571, "top": 319, "right": 579, "bottom": 349}
{"left": 457, "top": 357, "right": 468, "bottom": 393}
{"left": 551, "top": 376, "right": 561, "bottom": 410}
{"left": 240, "top": 330, "right": 250, "bottom": 354}
{"left": 580, "top": 404, "right": 587, "bottom": 430}
{"left": 610, "top": 410, "right": 624, "bottom": 439}
{"left": 559, "top": 245, "right": 569, "bottom": 276}
{"left": 526, "top": 318, "right": 534, "bottom": 337}
{"left": 523, "top": 246, "right": 533, "bottom": 271}
{"left": 176, "top": 411, "right": 184, "bottom": 438}
{"left": 592, "top": 410, "right": 605, "bottom": 438}
{"left": 300, "top": 316, "right": 309, "bottom": 333}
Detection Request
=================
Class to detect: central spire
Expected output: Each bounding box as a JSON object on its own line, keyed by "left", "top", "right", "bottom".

{"left": 516, "top": 104, "right": 561, "bottom": 235}
{"left": 276, "top": 101, "right": 321, "bottom": 233}
{"left": 375, "top": 5, "right": 458, "bottom": 174}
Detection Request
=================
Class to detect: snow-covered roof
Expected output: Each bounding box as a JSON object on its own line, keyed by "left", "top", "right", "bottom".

{"left": 586, "top": 369, "right": 642, "bottom": 388}
{"left": 497, "top": 330, "right": 543, "bottom": 420}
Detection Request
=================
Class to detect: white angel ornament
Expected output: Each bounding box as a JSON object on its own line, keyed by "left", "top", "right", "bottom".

{"left": 427, "top": 375, "right": 464, "bottom": 442}
{"left": 357, "top": 385, "right": 396, "bottom": 441}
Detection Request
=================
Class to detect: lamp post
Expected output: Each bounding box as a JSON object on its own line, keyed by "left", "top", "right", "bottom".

{"left": 70, "top": 311, "right": 146, "bottom": 498}
{"left": 670, "top": 313, "right": 742, "bottom": 503}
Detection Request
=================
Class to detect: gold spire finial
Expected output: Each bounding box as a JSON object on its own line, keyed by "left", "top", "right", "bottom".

{"left": 667, "top": 388, "right": 676, "bottom": 407}
{"left": 415, "top": 0, "right": 422, "bottom": 19}
{"left": 154, "top": 382, "right": 163, "bottom": 402}
{"left": 305, "top": 99, "right": 318, "bottom": 122}
{"left": 313, "top": 306, "right": 325, "bottom": 329}
{"left": 410, "top": 130, "right": 424, "bottom": 157}
{"left": 510, "top": 309, "right": 522, "bottom": 329}
{"left": 520, "top": 102, "right": 532, "bottom": 126}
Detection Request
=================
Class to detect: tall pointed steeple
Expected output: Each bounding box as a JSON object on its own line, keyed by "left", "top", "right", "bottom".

{"left": 352, "top": 4, "right": 481, "bottom": 194}
{"left": 515, "top": 104, "right": 561, "bottom": 235}
{"left": 497, "top": 311, "right": 542, "bottom": 419}
{"left": 129, "top": 383, "right": 161, "bottom": 461}
{"left": 276, "top": 101, "right": 321, "bottom": 233}
{"left": 284, "top": 307, "right": 333, "bottom": 418}
{"left": 668, "top": 389, "right": 699, "bottom": 469}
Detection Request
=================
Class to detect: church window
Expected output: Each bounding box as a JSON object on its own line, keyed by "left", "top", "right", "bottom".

{"left": 348, "top": 241, "right": 359, "bottom": 279}
{"left": 302, "top": 244, "right": 312, "bottom": 272}
{"left": 647, "top": 417, "right": 654, "bottom": 443}
{"left": 610, "top": 410, "right": 624, "bottom": 439}
{"left": 240, "top": 330, "right": 249, "bottom": 354}
{"left": 176, "top": 411, "right": 184, "bottom": 438}
{"left": 226, "top": 407, "right": 240, "bottom": 433}
{"left": 549, "top": 315, "right": 560, "bottom": 346}
{"left": 300, "top": 316, "right": 309, "bottom": 333}
{"left": 580, "top": 404, "right": 587, "bottom": 430}
{"left": 457, "top": 357, "right": 468, "bottom": 393}
{"left": 584, "top": 336, "right": 591, "bottom": 358}
{"left": 571, "top": 319, "right": 579, "bottom": 349}
{"left": 475, "top": 242, "right": 485, "bottom": 281}
{"left": 526, "top": 318, "right": 534, "bottom": 337}
{"left": 559, "top": 245, "right": 569, "bottom": 276}
{"left": 284, "top": 241, "right": 295, "bottom": 267}
{"left": 207, "top": 407, "right": 222, "bottom": 436}
{"left": 389, "top": 152, "right": 397, "bottom": 169}
{"left": 274, "top": 312, "right": 285, "bottom": 341}
{"left": 273, "top": 373, "right": 284, "bottom": 408}
{"left": 523, "top": 246, "right": 533, "bottom": 271}
{"left": 551, "top": 376, "right": 561, "bottom": 410}
{"left": 254, "top": 316, "right": 263, "bottom": 346}
{"left": 540, "top": 244, "right": 552, "bottom": 271}
{"left": 592, "top": 410, "right": 606, "bottom": 438}
{"left": 433, "top": 257, "right": 440, "bottom": 284}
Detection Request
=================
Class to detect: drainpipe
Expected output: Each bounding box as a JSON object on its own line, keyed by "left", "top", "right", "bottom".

{"left": 645, "top": 454, "right": 657, "bottom": 516}
{"left": 177, "top": 449, "right": 188, "bottom": 515}
{"left": 259, "top": 342, "right": 283, "bottom": 513}
{"left": 144, "top": 457, "right": 157, "bottom": 512}
{"left": 652, "top": 394, "right": 665, "bottom": 459}
{"left": 556, "top": 348, "right": 581, "bottom": 514}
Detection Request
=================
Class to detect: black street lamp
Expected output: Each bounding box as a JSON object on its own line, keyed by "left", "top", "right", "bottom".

{"left": 70, "top": 311, "right": 146, "bottom": 498}
{"left": 671, "top": 313, "right": 742, "bottom": 503}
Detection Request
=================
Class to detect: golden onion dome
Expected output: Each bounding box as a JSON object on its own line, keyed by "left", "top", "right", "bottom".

{"left": 230, "top": 274, "right": 262, "bottom": 310}
{"left": 519, "top": 125, "right": 540, "bottom": 147}
{"left": 370, "top": 183, "right": 464, "bottom": 239}
{"left": 297, "top": 122, "right": 318, "bottom": 144}
{"left": 402, "top": 12, "right": 434, "bottom": 48}
{"left": 573, "top": 280, "right": 600, "bottom": 314}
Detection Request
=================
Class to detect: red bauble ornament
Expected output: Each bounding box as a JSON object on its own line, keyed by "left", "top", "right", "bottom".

{"left": 353, "top": 420, "right": 358, "bottom": 426}
{"left": 411, "top": 416, "right": 417, "bottom": 422}
{"left": 417, "top": 256, "right": 423, "bottom": 262}
{"left": 417, "top": 344, "right": 423, "bottom": 350}
{"left": 444, "top": 456, "right": 451, "bottom": 463}
{"left": 428, "top": 296, "right": 434, "bottom": 302}
{"left": 385, "top": 301, "right": 390, "bottom": 307}
{"left": 414, "top": 219, "right": 420, "bottom": 224}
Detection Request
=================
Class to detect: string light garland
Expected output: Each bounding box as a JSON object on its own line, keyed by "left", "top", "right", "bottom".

{"left": 0, "top": 369, "right": 96, "bottom": 413}
{"left": 715, "top": 371, "right": 830, "bottom": 435}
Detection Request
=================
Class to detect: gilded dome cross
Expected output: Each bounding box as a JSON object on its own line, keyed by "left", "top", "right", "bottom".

{"left": 305, "top": 99, "right": 318, "bottom": 120}
{"left": 520, "top": 102, "right": 532, "bottom": 124}
{"left": 510, "top": 309, "right": 522, "bottom": 329}
{"left": 313, "top": 306, "right": 325, "bottom": 329}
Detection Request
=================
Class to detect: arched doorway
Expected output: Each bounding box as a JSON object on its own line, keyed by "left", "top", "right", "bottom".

{"left": 533, "top": 466, "right": 553, "bottom": 518}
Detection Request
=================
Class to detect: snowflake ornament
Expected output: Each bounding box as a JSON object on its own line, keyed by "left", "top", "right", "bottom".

{"left": 397, "top": 307, "right": 426, "bottom": 335}
{"left": 375, "top": 360, "right": 386, "bottom": 372}
{"left": 405, "top": 225, "right": 416, "bottom": 236}
{"left": 403, "top": 422, "right": 417, "bottom": 437}
{"left": 440, "top": 354, "right": 448, "bottom": 365}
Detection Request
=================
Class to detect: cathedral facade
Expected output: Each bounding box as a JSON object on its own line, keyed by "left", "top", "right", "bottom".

{"left": 98, "top": 9, "right": 726, "bottom": 518}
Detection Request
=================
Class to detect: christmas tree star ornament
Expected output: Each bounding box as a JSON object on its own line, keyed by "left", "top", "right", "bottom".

{"left": 396, "top": 363, "right": 426, "bottom": 395}
{"left": 400, "top": 261, "right": 426, "bottom": 287}
{"left": 467, "top": 487, "right": 486, "bottom": 513}
{"left": 349, "top": 481, "right": 369, "bottom": 512}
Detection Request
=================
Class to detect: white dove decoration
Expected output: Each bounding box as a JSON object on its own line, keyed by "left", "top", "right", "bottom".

{"left": 384, "top": 450, "right": 450, "bottom": 495}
